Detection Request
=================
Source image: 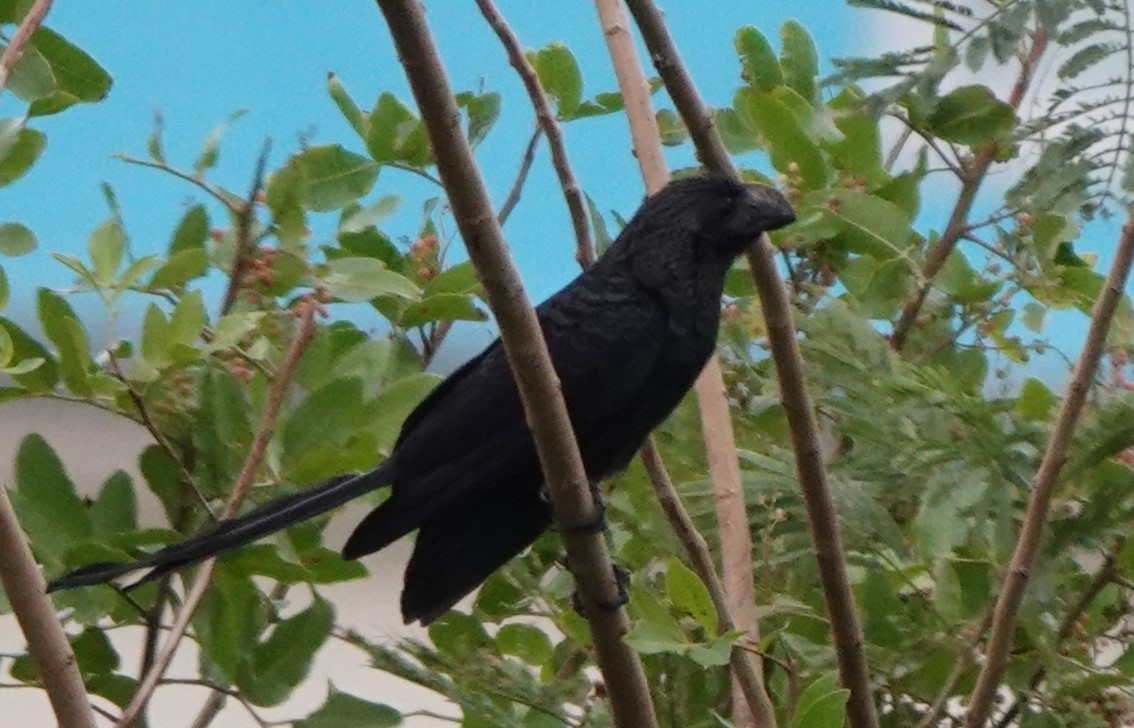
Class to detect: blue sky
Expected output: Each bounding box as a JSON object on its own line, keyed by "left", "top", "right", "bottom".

{"left": 0, "top": 2, "right": 1117, "bottom": 377}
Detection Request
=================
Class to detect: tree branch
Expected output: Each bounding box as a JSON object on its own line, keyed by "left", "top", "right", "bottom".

{"left": 620, "top": 2, "right": 879, "bottom": 726}
{"left": 475, "top": 0, "right": 596, "bottom": 268}
{"left": 220, "top": 140, "right": 272, "bottom": 316}
{"left": 590, "top": 2, "right": 774, "bottom": 726}
{"left": 0, "top": 481, "right": 96, "bottom": 728}
{"left": 991, "top": 538, "right": 1124, "bottom": 728}
{"left": 890, "top": 31, "right": 1047, "bottom": 351}
{"left": 115, "top": 301, "right": 318, "bottom": 727}
{"left": 0, "top": 0, "right": 53, "bottom": 97}
{"left": 497, "top": 124, "right": 542, "bottom": 226}
{"left": 372, "top": 3, "right": 658, "bottom": 726}
{"left": 963, "top": 208, "right": 1134, "bottom": 727}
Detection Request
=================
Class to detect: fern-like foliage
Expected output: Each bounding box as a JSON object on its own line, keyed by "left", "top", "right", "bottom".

{"left": 836, "top": 0, "right": 1134, "bottom": 212}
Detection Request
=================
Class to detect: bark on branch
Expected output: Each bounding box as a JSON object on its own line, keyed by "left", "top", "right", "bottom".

{"left": 590, "top": 1, "right": 775, "bottom": 726}
{"left": 620, "top": 1, "right": 879, "bottom": 726}
{"left": 964, "top": 210, "right": 1134, "bottom": 726}
{"left": 373, "top": 2, "right": 658, "bottom": 726}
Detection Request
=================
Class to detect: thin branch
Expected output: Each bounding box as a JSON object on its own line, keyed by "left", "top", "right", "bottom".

{"left": 475, "top": 0, "right": 596, "bottom": 267}
{"left": 963, "top": 208, "right": 1134, "bottom": 727}
{"left": 0, "top": 483, "right": 96, "bottom": 728}
{"left": 220, "top": 139, "right": 272, "bottom": 316}
{"left": 106, "top": 352, "right": 213, "bottom": 518}
{"left": 0, "top": 0, "right": 53, "bottom": 97}
{"left": 115, "top": 301, "right": 318, "bottom": 727}
{"left": 498, "top": 124, "right": 542, "bottom": 226}
{"left": 372, "top": 3, "right": 658, "bottom": 727}
{"left": 884, "top": 125, "right": 914, "bottom": 173}
{"left": 622, "top": 1, "right": 877, "bottom": 727}
{"left": 188, "top": 691, "right": 227, "bottom": 728}
{"left": 591, "top": 2, "right": 775, "bottom": 726}
{"left": 114, "top": 155, "right": 243, "bottom": 215}
{"left": 639, "top": 443, "right": 778, "bottom": 728}
{"left": 890, "top": 31, "right": 1048, "bottom": 351}
{"left": 989, "top": 539, "right": 1125, "bottom": 728}
{"left": 913, "top": 607, "right": 994, "bottom": 728}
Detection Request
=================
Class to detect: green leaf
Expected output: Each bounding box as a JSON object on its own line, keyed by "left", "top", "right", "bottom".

{"left": 927, "top": 85, "right": 1016, "bottom": 146}
{"left": 3, "top": 43, "right": 55, "bottom": 100}
{"left": 71, "top": 627, "right": 119, "bottom": 677}
{"left": 170, "top": 289, "right": 206, "bottom": 343}
{"left": 88, "top": 471, "right": 137, "bottom": 537}
{"left": 193, "top": 567, "right": 262, "bottom": 682}
{"left": 400, "top": 293, "right": 485, "bottom": 328}
{"left": 736, "top": 26, "right": 783, "bottom": 90}
{"left": 666, "top": 557, "right": 717, "bottom": 633}
{"left": 11, "top": 434, "right": 91, "bottom": 565}
{"left": 656, "top": 108, "right": 688, "bottom": 146}
{"left": 0, "top": 126, "right": 46, "bottom": 188}
{"left": 296, "top": 691, "right": 402, "bottom": 728}
{"left": 791, "top": 673, "right": 850, "bottom": 728}
{"left": 28, "top": 91, "right": 80, "bottom": 118}
{"left": 238, "top": 599, "right": 335, "bottom": 707}
{"left": 826, "top": 88, "right": 886, "bottom": 186}
{"left": 169, "top": 204, "right": 209, "bottom": 254}
{"left": 819, "top": 190, "right": 915, "bottom": 258}
{"left": 30, "top": 28, "right": 111, "bottom": 102}
{"left": 194, "top": 109, "right": 246, "bottom": 177}
{"left": 366, "top": 92, "right": 416, "bottom": 163}
{"left": 0, "top": 316, "right": 57, "bottom": 391}
{"left": 424, "top": 260, "right": 481, "bottom": 296}
{"left": 740, "top": 90, "right": 826, "bottom": 189}
{"left": 780, "top": 20, "right": 818, "bottom": 101}
{"left": 282, "top": 377, "right": 372, "bottom": 461}
{"left": 292, "top": 144, "right": 379, "bottom": 212}
{"left": 458, "top": 91, "right": 501, "bottom": 147}
{"left": 141, "top": 302, "right": 171, "bottom": 367}
{"left": 428, "top": 612, "right": 495, "bottom": 658}
{"left": 339, "top": 194, "right": 400, "bottom": 234}
{"left": 495, "top": 623, "right": 554, "bottom": 665}
{"left": 0, "top": 267, "right": 7, "bottom": 314}
{"left": 323, "top": 257, "right": 419, "bottom": 302}
{"left": 87, "top": 218, "right": 126, "bottom": 287}
{"left": 37, "top": 289, "right": 92, "bottom": 395}
{"left": 530, "top": 43, "right": 583, "bottom": 117}
{"left": 0, "top": 222, "right": 36, "bottom": 255}
{"left": 369, "top": 373, "right": 440, "bottom": 451}
{"left": 1016, "top": 377, "right": 1057, "bottom": 420}
{"left": 149, "top": 248, "right": 208, "bottom": 291}
{"left": 839, "top": 256, "right": 909, "bottom": 319}
{"left": 327, "top": 72, "right": 366, "bottom": 138}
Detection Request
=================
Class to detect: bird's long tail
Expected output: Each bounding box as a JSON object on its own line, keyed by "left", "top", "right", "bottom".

{"left": 47, "top": 465, "right": 392, "bottom": 592}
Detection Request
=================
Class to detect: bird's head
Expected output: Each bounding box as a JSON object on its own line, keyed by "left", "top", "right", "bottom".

{"left": 619, "top": 175, "right": 796, "bottom": 269}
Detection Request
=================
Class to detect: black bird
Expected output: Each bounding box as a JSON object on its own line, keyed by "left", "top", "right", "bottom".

{"left": 49, "top": 175, "right": 795, "bottom": 624}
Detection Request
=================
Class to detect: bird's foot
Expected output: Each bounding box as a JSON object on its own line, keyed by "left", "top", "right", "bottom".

{"left": 571, "top": 563, "right": 631, "bottom": 617}
{"left": 550, "top": 483, "right": 607, "bottom": 534}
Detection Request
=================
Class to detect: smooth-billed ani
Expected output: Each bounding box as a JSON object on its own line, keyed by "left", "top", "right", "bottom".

{"left": 48, "top": 175, "right": 795, "bottom": 625}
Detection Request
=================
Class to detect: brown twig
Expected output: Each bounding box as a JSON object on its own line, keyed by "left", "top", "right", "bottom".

{"left": 913, "top": 606, "right": 994, "bottom": 728}
{"left": 0, "top": 0, "right": 53, "bottom": 96}
{"left": 890, "top": 32, "right": 1047, "bottom": 351}
{"left": 640, "top": 444, "right": 778, "bottom": 728}
{"left": 590, "top": 3, "right": 774, "bottom": 726}
{"left": 115, "top": 301, "right": 317, "bottom": 727}
{"left": 475, "top": 0, "right": 596, "bottom": 268}
{"left": 620, "top": 1, "right": 879, "bottom": 726}
{"left": 0, "top": 482, "right": 96, "bottom": 728}
{"left": 220, "top": 140, "right": 272, "bottom": 316}
{"left": 373, "top": 3, "right": 658, "bottom": 726}
{"left": 989, "top": 542, "right": 1122, "bottom": 728}
{"left": 498, "top": 124, "right": 542, "bottom": 226}
{"left": 963, "top": 209, "right": 1134, "bottom": 727}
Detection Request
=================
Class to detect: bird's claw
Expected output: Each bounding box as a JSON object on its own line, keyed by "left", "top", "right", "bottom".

{"left": 550, "top": 483, "right": 607, "bottom": 534}
{"left": 571, "top": 563, "right": 630, "bottom": 617}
